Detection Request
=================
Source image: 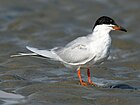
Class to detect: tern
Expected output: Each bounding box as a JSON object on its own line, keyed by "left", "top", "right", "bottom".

{"left": 11, "top": 16, "right": 127, "bottom": 86}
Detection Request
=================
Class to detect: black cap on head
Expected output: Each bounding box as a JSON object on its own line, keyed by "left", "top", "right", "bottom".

{"left": 92, "top": 16, "right": 127, "bottom": 32}
{"left": 93, "top": 16, "right": 117, "bottom": 29}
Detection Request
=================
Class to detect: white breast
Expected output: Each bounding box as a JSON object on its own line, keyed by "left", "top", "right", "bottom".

{"left": 85, "top": 31, "right": 112, "bottom": 66}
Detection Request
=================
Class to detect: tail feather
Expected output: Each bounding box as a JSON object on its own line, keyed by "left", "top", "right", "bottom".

{"left": 10, "top": 53, "right": 37, "bottom": 57}
{"left": 26, "top": 46, "right": 59, "bottom": 60}
{"left": 11, "top": 46, "right": 60, "bottom": 61}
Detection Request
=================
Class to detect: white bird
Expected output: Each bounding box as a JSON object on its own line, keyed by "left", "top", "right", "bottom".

{"left": 11, "top": 16, "right": 127, "bottom": 86}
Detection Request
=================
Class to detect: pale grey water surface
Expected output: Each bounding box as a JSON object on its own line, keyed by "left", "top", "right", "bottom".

{"left": 0, "top": 0, "right": 140, "bottom": 105}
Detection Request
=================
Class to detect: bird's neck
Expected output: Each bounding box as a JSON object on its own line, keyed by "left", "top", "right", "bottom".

{"left": 88, "top": 28, "right": 112, "bottom": 57}
{"left": 89, "top": 28, "right": 111, "bottom": 40}
{"left": 87, "top": 28, "right": 112, "bottom": 50}
{"left": 92, "top": 24, "right": 112, "bottom": 36}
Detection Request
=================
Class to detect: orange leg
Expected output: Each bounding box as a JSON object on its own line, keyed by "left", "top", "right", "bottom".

{"left": 77, "top": 67, "right": 88, "bottom": 86}
{"left": 87, "top": 68, "right": 97, "bottom": 86}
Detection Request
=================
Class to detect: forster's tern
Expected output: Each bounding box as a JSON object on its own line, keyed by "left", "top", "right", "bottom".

{"left": 11, "top": 16, "right": 127, "bottom": 86}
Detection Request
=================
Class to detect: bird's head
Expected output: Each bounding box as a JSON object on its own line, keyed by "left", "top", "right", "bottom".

{"left": 92, "top": 16, "right": 127, "bottom": 33}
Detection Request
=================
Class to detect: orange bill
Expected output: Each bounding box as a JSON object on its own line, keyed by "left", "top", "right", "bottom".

{"left": 112, "top": 25, "right": 127, "bottom": 32}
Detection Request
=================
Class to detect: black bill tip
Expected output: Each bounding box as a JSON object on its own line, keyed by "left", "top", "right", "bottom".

{"left": 112, "top": 25, "right": 127, "bottom": 32}
{"left": 120, "top": 27, "right": 127, "bottom": 32}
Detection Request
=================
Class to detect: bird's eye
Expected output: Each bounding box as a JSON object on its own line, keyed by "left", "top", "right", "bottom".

{"left": 110, "top": 20, "right": 113, "bottom": 22}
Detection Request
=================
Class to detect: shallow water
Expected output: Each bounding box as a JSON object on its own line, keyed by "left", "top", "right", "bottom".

{"left": 0, "top": 0, "right": 140, "bottom": 105}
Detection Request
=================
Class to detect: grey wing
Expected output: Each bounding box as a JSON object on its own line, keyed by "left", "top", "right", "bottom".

{"left": 54, "top": 37, "right": 93, "bottom": 65}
